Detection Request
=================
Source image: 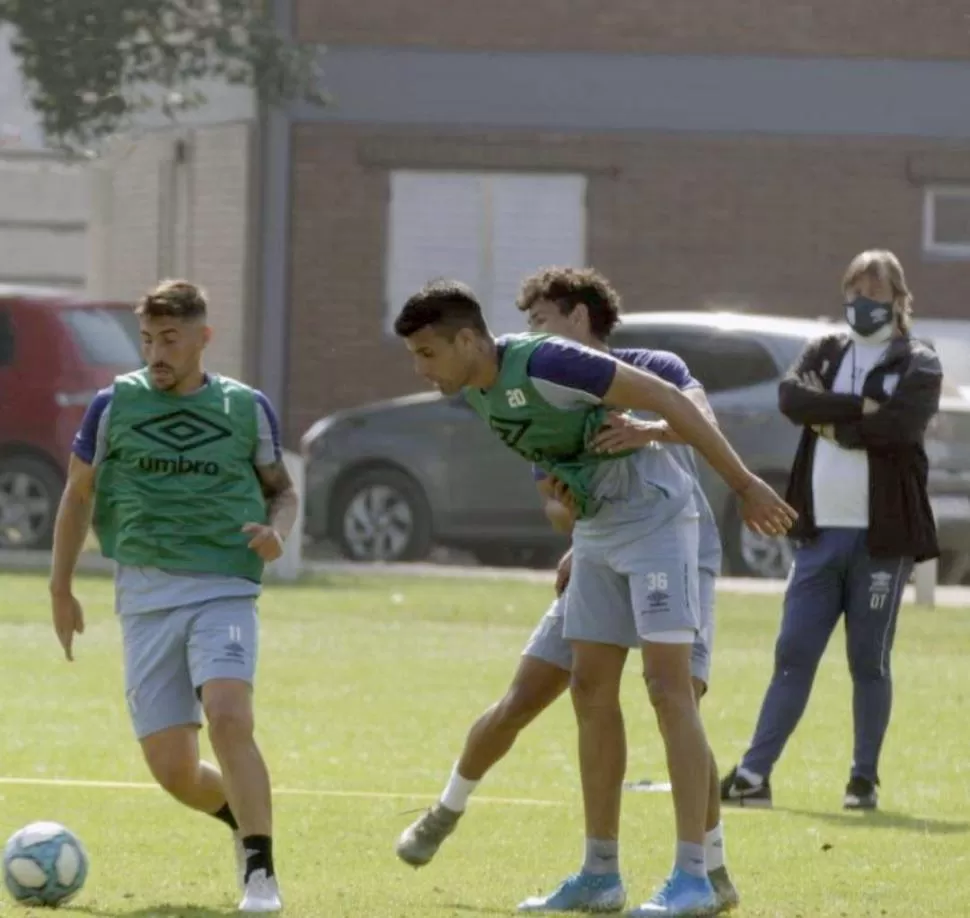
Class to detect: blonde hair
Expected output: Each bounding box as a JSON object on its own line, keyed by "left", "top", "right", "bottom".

{"left": 842, "top": 249, "right": 913, "bottom": 334}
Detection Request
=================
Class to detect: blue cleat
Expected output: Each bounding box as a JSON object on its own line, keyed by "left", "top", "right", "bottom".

{"left": 518, "top": 871, "right": 626, "bottom": 913}
{"left": 627, "top": 868, "right": 717, "bottom": 917}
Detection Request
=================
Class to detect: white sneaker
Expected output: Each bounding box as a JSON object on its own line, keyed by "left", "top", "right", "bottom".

{"left": 239, "top": 869, "right": 282, "bottom": 912}
{"left": 233, "top": 833, "right": 246, "bottom": 893}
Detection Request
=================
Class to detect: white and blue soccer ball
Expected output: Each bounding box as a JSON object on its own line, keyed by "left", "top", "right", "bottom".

{"left": 3, "top": 822, "right": 88, "bottom": 907}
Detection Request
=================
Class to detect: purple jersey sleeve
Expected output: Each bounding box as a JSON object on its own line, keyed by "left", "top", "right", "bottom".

{"left": 72, "top": 387, "right": 114, "bottom": 465}
{"left": 253, "top": 390, "right": 283, "bottom": 465}
{"left": 611, "top": 348, "right": 701, "bottom": 391}
{"left": 525, "top": 338, "right": 618, "bottom": 407}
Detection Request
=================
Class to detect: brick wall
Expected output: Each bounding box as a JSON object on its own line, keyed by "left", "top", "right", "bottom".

{"left": 87, "top": 122, "right": 255, "bottom": 380}
{"left": 285, "top": 123, "right": 970, "bottom": 441}
{"left": 296, "top": 0, "right": 965, "bottom": 59}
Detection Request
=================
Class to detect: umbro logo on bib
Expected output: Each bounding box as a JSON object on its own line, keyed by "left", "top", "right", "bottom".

{"left": 132, "top": 409, "right": 232, "bottom": 452}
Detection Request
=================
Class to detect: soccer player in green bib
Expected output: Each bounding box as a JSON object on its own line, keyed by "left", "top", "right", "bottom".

{"left": 394, "top": 280, "right": 797, "bottom": 918}
{"left": 49, "top": 281, "right": 295, "bottom": 913}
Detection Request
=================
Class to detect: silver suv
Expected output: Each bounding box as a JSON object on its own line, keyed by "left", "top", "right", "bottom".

{"left": 301, "top": 311, "right": 970, "bottom": 580}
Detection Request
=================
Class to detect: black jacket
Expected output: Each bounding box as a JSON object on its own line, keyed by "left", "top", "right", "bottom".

{"left": 778, "top": 332, "right": 942, "bottom": 562}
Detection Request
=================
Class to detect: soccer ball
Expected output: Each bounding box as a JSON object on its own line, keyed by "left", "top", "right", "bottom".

{"left": 3, "top": 822, "right": 88, "bottom": 907}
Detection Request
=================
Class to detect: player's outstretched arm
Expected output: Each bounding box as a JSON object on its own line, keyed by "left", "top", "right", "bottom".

{"left": 603, "top": 362, "right": 797, "bottom": 536}
{"left": 49, "top": 455, "right": 94, "bottom": 661}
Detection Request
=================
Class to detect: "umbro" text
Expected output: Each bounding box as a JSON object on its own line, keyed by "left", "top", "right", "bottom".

{"left": 138, "top": 456, "right": 219, "bottom": 476}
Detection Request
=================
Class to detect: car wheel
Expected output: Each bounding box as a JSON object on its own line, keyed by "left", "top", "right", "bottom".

{"left": 723, "top": 474, "right": 794, "bottom": 579}
{"left": 329, "top": 467, "right": 433, "bottom": 562}
{"left": 0, "top": 455, "right": 64, "bottom": 550}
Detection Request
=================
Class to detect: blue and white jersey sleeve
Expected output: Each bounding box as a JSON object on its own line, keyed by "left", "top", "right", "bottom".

{"left": 253, "top": 390, "right": 283, "bottom": 466}
{"left": 611, "top": 348, "right": 701, "bottom": 392}
{"left": 525, "top": 338, "right": 619, "bottom": 409}
{"left": 72, "top": 387, "right": 114, "bottom": 467}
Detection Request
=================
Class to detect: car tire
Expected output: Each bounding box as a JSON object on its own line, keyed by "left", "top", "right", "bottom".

{"left": 723, "top": 473, "right": 794, "bottom": 580}
{"left": 329, "top": 467, "right": 433, "bottom": 563}
{"left": 0, "top": 454, "right": 64, "bottom": 550}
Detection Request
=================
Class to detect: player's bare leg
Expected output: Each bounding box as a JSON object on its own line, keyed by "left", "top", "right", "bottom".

{"left": 202, "top": 679, "right": 280, "bottom": 913}
{"left": 694, "top": 678, "right": 739, "bottom": 913}
{"left": 517, "top": 641, "right": 628, "bottom": 913}
{"left": 459, "top": 656, "right": 570, "bottom": 780}
{"left": 628, "top": 642, "right": 716, "bottom": 917}
{"left": 140, "top": 726, "right": 249, "bottom": 893}
{"left": 141, "top": 725, "right": 231, "bottom": 814}
{"left": 570, "top": 641, "right": 628, "bottom": 843}
{"left": 397, "top": 655, "right": 569, "bottom": 867}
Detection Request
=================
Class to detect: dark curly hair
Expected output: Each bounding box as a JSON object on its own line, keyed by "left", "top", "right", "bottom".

{"left": 516, "top": 267, "right": 622, "bottom": 340}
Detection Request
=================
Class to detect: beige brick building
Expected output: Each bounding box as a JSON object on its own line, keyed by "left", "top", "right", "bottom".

{"left": 87, "top": 122, "right": 258, "bottom": 381}
{"left": 250, "top": 0, "right": 970, "bottom": 444}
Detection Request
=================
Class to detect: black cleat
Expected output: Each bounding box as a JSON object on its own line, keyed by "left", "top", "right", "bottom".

{"left": 720, "top": 765, "right": 772, "bottom": 808}
{"left": 843, "top": 776, "right": 878, "bottom": 810}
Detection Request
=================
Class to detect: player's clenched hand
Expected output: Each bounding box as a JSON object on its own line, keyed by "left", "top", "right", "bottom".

{"left": 51, "top": 591, "right": 84, "bottom": 662}
{"left": 737, "top": 476, "right": 798, "bottom": 537}
{"left": 546, "top": 476, "right": 578, "bottom": 516}
{"left": 242, "top": 523, "right": 284, "bottom": 562}
{"left": 555, "top": 549, "right": 573, "bottom": 597}
{"left": 592, "top": 411, "right": 666, "bottom": 454}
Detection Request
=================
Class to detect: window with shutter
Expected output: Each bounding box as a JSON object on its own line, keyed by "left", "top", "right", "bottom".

{"left": 922, "top": 186, "right": 970, "bottom": 259}
{"left": 385, "top": 170, "right": 587, "bottom": 333}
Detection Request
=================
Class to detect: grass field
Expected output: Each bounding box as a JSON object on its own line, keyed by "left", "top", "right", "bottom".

{"left": 1, "top": 571, "right": 968, "bottom": 917}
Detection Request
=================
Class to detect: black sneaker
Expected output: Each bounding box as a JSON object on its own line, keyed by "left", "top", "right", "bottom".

{"left": 720, "top": 765, "right": 772, "bottom": 808}
{"left": 843, "top": 776, "right": 878, "bottom": 810}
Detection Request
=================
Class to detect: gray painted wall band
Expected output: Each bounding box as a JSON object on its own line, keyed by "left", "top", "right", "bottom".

{"left": 294, "top": 47, "right": 970, "bottom": 139}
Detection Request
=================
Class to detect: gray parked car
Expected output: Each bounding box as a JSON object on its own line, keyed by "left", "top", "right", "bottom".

{"left": 301, "top": 311, "right": 970, "bottom": 580}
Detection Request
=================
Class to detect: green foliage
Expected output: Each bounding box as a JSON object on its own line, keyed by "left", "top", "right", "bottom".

{"left": 0, "top": 0, "right": 325, "bottom": 152}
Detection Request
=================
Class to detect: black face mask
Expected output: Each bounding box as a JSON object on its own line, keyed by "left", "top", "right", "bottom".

{"left": 845, "top": 296, "right": 894, "bottom": 338}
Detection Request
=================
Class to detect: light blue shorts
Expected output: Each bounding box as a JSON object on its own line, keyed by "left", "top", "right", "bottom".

{"left": 120, "top": 597, "right": 258, "bottom": 740}
{"left": 523, "top": 563, "right": 716, "bottom": 687}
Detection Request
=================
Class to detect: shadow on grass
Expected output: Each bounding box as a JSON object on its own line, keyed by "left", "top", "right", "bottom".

{"left": 444, "top": 906, "right": 519, "bottom": 916}
{"left": 69, "top": 905, "right": 233, "bottom": 918}
{"left": 776, "top": 806, "right": 970, "bottom": 836}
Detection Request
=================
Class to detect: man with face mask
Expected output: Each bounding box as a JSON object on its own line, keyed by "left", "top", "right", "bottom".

{"left": 720, "top": 249, "right": 942, "bottom": 812}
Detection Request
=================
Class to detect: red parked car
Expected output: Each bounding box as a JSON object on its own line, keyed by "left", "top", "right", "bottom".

{"left": 0, "top": 286, "right": 141, "bottom": 549}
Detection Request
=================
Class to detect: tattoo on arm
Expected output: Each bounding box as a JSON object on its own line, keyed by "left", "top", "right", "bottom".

{"left": 256, "top": 461, "right": 299, "bottom": 540}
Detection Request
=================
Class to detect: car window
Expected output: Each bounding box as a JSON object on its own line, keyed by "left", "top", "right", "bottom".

{"left": 60, "top": 308, "right": 142, "bottom": 368}
{"left": 109, "top": 307, "right": 141, "bottom": 350}
{"left": 611, "top": 327, "right": 781, "bottom": 393}
{"left": 919, "top": 337, "right": 970, "bottom": 390}
{"left": 0, "top": 308, "right": 14, "bottom": 366}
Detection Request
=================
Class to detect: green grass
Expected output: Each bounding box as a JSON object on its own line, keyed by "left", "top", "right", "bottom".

{"left": 1, "top": 571, "right": 969, "bottom": 917}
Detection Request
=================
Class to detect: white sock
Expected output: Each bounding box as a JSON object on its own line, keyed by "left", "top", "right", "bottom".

{"left": 440, "top": 763, "right": 479, "bottom": 813}
{"left": 704, "top": 823, "right": 725, "bottom": 871}
{"left": 736, "top": 765, "right": 763, "bottom": 786}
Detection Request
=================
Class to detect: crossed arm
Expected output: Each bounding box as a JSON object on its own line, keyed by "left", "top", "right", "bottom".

{"left": 778, "top": 337, "right": 942, "bottom": 450}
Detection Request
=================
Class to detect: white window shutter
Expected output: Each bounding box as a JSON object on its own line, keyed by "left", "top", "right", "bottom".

{"left": 385, "top": 171, "right": 484, "bottom": 329}
{"left": 488, "top": 174, "right": 587, "bottom": 334}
